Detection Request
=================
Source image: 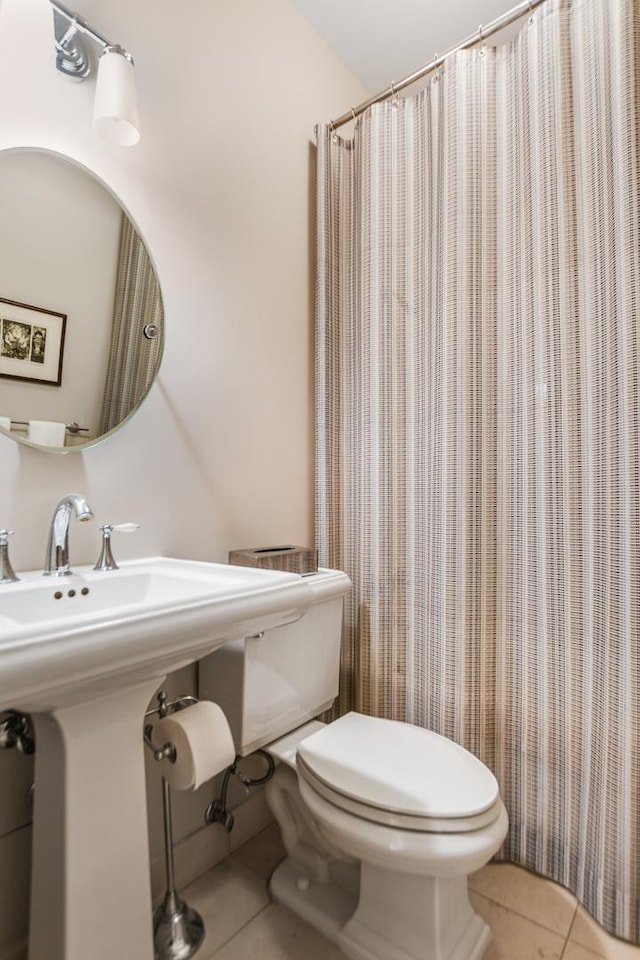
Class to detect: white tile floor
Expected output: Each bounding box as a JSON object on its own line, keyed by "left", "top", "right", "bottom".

{"left": 192, "top": 823, "right": 640, "bottom": 960}
{"left": 5, "top": 823, "right": 640, "bottom": 960}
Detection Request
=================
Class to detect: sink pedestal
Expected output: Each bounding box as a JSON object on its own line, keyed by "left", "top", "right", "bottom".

{"left": 29, "top": 679, "right": 161, "bottom": 960}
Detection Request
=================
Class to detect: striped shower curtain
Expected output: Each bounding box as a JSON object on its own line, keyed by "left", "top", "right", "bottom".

{"left": 99, "top": 215, "right": 163, "bottom": 436}
{"left": 315, "top": 0, "right": 639, "bottom": 941}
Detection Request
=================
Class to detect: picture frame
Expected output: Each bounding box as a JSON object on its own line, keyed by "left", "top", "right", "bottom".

{"left": 0, "top": 297, "right": 67, "bottom": 387}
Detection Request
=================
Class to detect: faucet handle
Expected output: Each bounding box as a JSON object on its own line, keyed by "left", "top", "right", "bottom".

{"left": 0, "top": 529, "right": 19, "bottom": 584}
{"left": 110, "top": 523, "right": 141, "bottom": 534}
{"left": 94, "top": 522, "right": 141, "bottom": 572}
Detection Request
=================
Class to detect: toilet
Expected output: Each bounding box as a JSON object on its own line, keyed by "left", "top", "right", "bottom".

{"left": 199, "top": 568, "right": 508, "bottom": 960}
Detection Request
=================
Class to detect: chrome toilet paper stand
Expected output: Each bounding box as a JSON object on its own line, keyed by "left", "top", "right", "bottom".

{"left": 144, "top": 691, "right": 205, "bottom": 960}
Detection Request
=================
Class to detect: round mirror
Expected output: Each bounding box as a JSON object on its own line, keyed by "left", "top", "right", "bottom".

{"left": 0, "top": 149, "right": 164, "bottom": 452}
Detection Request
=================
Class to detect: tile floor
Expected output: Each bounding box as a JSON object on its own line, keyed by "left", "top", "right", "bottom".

{"left": 190, "top": 822, "right": 640, "bottom": 960}
{"left": 5, "top": 822, "right": 640, "bottom": 960}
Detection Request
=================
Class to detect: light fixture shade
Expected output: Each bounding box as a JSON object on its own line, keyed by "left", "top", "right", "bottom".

{"left": 93, "top": 47, "right": 140, "bottom": 147}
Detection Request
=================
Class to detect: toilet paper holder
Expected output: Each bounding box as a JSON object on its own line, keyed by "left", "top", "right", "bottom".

{"left": 143, "top": 690, "right": 199, "bottom": 762}
{"left": 144, "top": 690, "right": 205, "bottom": 960}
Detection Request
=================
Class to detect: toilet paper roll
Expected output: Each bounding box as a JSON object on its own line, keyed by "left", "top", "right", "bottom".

{"left": 154, "top": 701, "right": 236, "bottom": 791}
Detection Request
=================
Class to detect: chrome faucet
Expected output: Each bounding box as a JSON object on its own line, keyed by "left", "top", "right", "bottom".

{"left": 0, "top": 530, "right": 19, "bottom": 584}
{"left": 44, "top": 493, "right": 94, "bottom": 576}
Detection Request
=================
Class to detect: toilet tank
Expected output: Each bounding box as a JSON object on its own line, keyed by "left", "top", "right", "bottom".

{"left": 198, "top": 568, "right": 351, "bottom": 756}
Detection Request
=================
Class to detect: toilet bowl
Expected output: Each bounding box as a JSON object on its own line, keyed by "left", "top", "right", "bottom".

{"left": 265, "top": 712, "right": 508, "bottom": 960}
{"left": 199, "top": 568, "right": 508, "bottom": 960}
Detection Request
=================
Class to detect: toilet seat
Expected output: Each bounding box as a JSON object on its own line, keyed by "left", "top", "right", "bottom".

{"left": 297, "top": 771, "right": 510, "bottom": 877}
{"left": 296, "top": 712, "right": 502, "bottom": 834}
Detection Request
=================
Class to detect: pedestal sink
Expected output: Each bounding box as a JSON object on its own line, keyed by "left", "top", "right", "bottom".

{"left": 0, "top": 557, "right": 313, "bottom": 960}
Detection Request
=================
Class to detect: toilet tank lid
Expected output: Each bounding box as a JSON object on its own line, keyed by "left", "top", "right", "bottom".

{"left": 297, "top": 712, "right": 499, "bottom": 820}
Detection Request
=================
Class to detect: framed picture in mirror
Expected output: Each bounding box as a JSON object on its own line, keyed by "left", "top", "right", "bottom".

{"left": 0, "top": 297, "right": 66, "bottom": 386}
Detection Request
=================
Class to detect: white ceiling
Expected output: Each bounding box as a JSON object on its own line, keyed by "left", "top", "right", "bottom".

{"left": 290, "top": 0, "right": 516, "bottom": 93}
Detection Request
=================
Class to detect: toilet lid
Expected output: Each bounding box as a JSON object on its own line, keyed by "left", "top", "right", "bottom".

{"left": 296, "top": 712, "right": 499, "bottom": 822}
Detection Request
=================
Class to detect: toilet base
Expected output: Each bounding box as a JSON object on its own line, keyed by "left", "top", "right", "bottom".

{"left": 270, "top": 855, "right": 491, "bottom": 960}
{"left": 270, "top": 858, "right": 358, "bottom": 942}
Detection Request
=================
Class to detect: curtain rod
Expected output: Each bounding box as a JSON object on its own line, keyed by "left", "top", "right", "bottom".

{"left": 329, "top": 0, "right": 546, "bottom": 131}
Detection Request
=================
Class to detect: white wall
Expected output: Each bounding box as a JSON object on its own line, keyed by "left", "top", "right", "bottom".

{"left": 0, "top": 0, "right": 367, "bottom": 952}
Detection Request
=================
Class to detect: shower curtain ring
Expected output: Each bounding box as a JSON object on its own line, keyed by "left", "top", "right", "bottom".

{"left": 389, "top": 80, "right": 399, "bottom": 108}
{"left": 478, "top": 24, "right": 487, "bottom": 56}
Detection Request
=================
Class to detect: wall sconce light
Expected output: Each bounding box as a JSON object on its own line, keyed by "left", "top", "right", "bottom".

{"left": 50, "top": 0, "right": 140, "bottom": 146}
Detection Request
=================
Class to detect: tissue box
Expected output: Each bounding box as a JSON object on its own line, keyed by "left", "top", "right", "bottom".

{"left": 228, "top": 545, "right": 318, "bottom": 576}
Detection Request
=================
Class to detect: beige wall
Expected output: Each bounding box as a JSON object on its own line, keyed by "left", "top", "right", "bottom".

{"left": 0, "top": 0, "right": 367, "bottom": 952}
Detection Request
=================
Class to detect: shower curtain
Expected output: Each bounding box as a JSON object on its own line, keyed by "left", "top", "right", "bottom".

{"left": 315, "top": 0, "right": 639, "bottom": 941}
{"left": 99, "top": 215, "right": 163, "bottom": 435}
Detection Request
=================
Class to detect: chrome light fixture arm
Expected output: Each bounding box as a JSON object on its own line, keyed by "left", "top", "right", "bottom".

{"left": 50, "top": 0, "right": 133, "bottom": 80}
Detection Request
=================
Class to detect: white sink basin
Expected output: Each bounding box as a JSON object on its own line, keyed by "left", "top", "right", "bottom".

{"left": 0, "top": 556, "right": 312, "bottom": 960}
{"left": 0, "top": 558, "right": 286, "bottom": 626}
{"left": 0, "top": 556, "right": 311, "bottom": 712}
